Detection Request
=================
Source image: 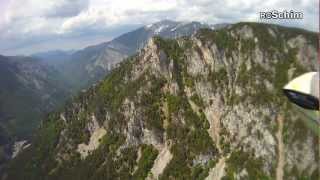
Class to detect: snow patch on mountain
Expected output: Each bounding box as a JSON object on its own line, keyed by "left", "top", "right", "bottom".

{"left": 154, "top": 25, "right": 169, "bottom": 34}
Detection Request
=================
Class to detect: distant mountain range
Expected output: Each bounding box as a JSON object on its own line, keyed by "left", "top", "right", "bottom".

{"left": 32, "top": 50, "right": 75, "bottom": 67}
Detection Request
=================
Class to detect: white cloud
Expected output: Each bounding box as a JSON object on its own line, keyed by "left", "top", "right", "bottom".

{"left": 46, "top": 0, "right": 89, "bottom": 18}
{"left": 61, "top": 0, "right": 179, "bottom": 33}
{"left": 4, "top": 0, "right": 88, "bottom": 20}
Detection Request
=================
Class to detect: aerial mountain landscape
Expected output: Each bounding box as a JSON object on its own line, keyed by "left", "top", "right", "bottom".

{"left": 0, "top": 0, "right": 319, "bottom": 179}
{"left": 2, "top": 22, "right": 318, "bottom": 179}
{"left": 0, "top": 20, "right": 225, "bottom": 175}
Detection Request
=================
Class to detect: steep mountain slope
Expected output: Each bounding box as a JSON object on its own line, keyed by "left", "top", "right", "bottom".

{"left": 54, "top": 20, "right": 222, "bottom": 90}
{"left": 4, "top": 22, "right": 318, "bottom": 180}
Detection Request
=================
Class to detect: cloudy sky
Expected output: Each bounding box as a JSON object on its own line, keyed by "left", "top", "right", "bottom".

{"left": 0, "top": 0, "right": 318, "bottom": 55}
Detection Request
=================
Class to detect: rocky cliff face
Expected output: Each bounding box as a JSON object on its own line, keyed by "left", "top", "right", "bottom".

{"left": 4, "top": 22, "right": 318, "bottom": 180}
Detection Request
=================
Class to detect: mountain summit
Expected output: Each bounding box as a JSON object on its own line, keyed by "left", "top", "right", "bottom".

{"left": 4, "top": 22, "right": 318, "bottom": 180}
